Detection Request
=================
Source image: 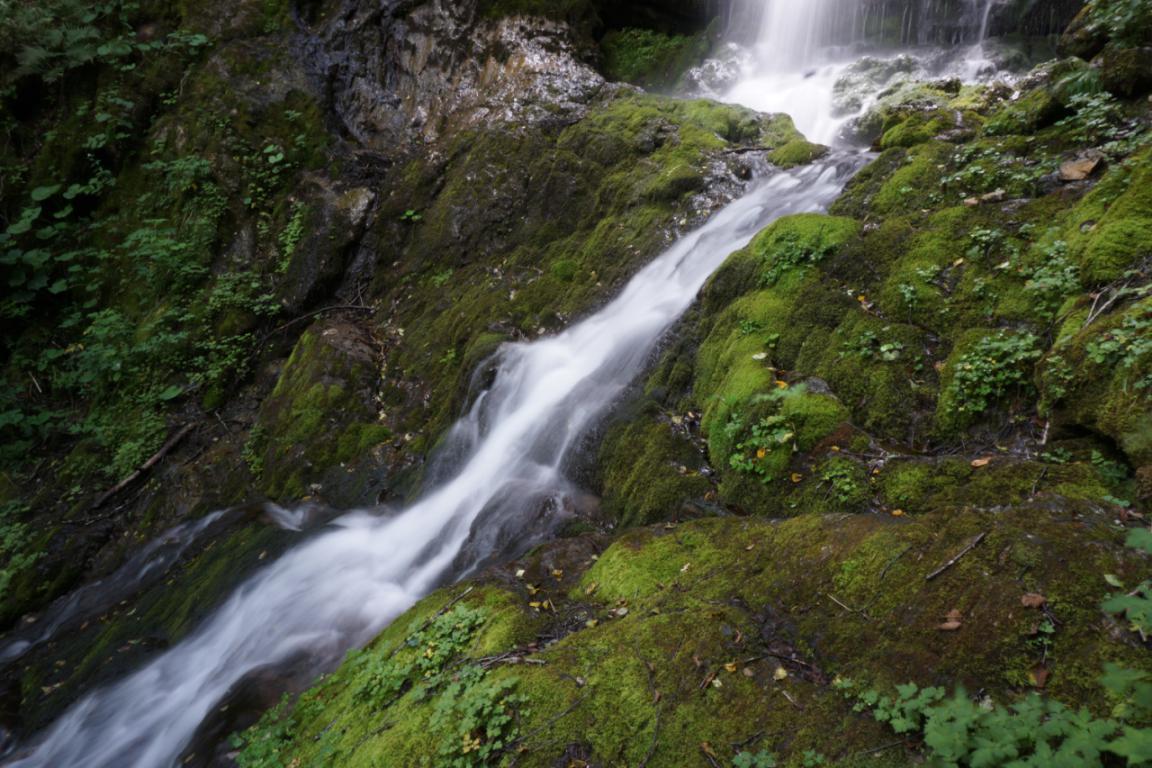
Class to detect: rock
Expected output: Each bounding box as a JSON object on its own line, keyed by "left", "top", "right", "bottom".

{"left": 1058, "top": 6, "right": 1107, "bottom": 61}
{"left": 1058, "top": 150, "right": 1107, "bottom": 182}
{"left": 1099, "top": 45, "right": 1152, "bottom": 98}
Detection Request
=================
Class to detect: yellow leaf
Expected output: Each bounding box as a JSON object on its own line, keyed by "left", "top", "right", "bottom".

{"left": 790, "top": 473, "right": 803, "bottom": 483}
{"left": 891, "top": 509, "right": 905, "bottom": 517}
{"left": 775, "top": 380, "right": 789, "bottom": 389}
{"left": 526, "top": 584, "right": 539, "bottom": 595}
{"left": 724, "top": 662, "right": 737, "bottom": 673}
{"left": 971, "top": 457, "right": 991, "bottom": 468}
{"left": 774, "top": 667, "right": 788, "bottom": 681}
{"left": 584, "top": 581, "right": 599, "bottom": 596}
{"left": 551, "top": 569, "right": 564, "bottom": 580}
{"left": 756, "top": 447, "right": 767, "bottom": 459}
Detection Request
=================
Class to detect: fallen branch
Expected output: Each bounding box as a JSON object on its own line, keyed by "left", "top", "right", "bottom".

{"left": 925, "top": 532, "right": 987, "bottom": 581}
{"left": 88, "top": 423, "right": 197, "bottom": 512}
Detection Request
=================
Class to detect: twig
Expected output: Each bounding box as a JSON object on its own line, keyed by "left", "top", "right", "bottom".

{"left": 925, "top": 532, "right": 987, "bottom": 581}
{"left": 260, "top": 304, "right": 373, "bottom": 343}
{"left": 825, "top": 593, "right": 872, "bottom": 621}
{"left": 88, "top": 423, "right": 197, "bottom": 512}
{"left": 880, "top": 545, "right": 912, "bottom": 581}
{"left": 779, "top": 688, "right": 803, "bottom": 710}
{"left": 856, "top": 739, "right": 905, "bottom": 756}
{"left": 1029, "top": 468, "right": 1048, "bottom": 500}
{"left": 699, "top": 745, "right": 722, "bottom": 768}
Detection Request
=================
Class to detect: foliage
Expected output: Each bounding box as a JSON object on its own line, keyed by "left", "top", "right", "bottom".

{"left": 1023, "top": 241, "right": 1080, "bottom": 316}
{"left": 945, "top": 331, "right": 1042, "bottom": 417}
{"left": 235, "top": 605, "right": 526, "bottom": 767}
{"left": 840, "top": 529, "right": 1152, "bottom": 766}
{"left": 732, "top": 750, "right": 777, "bottom": 768}
{"left": 1102, "top": 527, "right": 1152, "bottom": 639}
{"left": 1085, "top": 0, "right": 1152, "bottom": 47}
{"left": 600, "top": 28, "right": 707, "bottom": 90}
{"left": 1086, "top": 305, "right": 1152, "bottom": 392}
{"left": 0, "top": 501, "right": 42, "bottom": 603}
{"left": 839, "top": 678, "right": 1152, "bottom": 766}
{"left": 0, "top": 0, "right": 208, "bottom": 89}
{"left": 432, "top": 666, "right": 525, "bottom": 768}
{"left": 726, "top": 389, "right": 798, "bottom": 484}
{"left": 760, "top": 228, "right": 840, "bottom": 287}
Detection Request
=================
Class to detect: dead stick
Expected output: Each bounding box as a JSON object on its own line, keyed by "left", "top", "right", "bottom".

{"left": 925, "top": 532, "right": 987, "bottom": 581}
{"left": 825, "top": 593, "right": 871, "bottom": 621}
{"left": 89, "top": 423, "right": 196, "bottom": 511}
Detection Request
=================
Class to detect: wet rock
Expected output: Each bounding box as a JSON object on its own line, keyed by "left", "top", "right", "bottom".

{"left": 278, "top": 178, "right": 376, "bottom": 313}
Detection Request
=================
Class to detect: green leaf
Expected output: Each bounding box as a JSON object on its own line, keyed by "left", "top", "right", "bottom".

{"left": 30, "top": 185, "right": 61, "bottom": 202}
{"left": 158, "top": 385, "right": 184, "bottom": 401}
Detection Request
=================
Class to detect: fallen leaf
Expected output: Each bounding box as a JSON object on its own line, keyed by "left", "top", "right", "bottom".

{"left": 515, "top": 568, "right": 526, "bottom": 579}
{"left": 971, "top": 457, "right": 991, "bottom": 468}
{"left": 711, "top": 678, "right": 723, "bottom": 688}
{"left": 774, "top": 666, "right": 789, "bottom": 681}
{"left": 891, "top": 509, "right": 905, "bottom": 517}
{"left": 775, "top": 380, "right": 789, "bottom": 389}
{"left": 526, "top": 584, "right": 539, "bottom": 595}
{"left": 551, "top": 569, "right": 564, "bottom": 580}
{"left": 1029, "top": 665, "right": 1050, "bottom": 688}
{"left": 681, "top": 562, "right": 692, "bottom": 573}
{"left": 584, "top": 581, "right": 599, "bottom": 596}
{"left": 742, "top": 667, "right": 755, "bottom": 677}
{"left": 1021, "top": 593, "right": 1046, "bottom": 609}
{"left": 790, "top": 473, "right": 804, "bottom": 483}
{"left": 724, "top": 662, "right": 737, "bottom": 673}
{"left": 939, "top": 609, "right": 963, "bottom": 631}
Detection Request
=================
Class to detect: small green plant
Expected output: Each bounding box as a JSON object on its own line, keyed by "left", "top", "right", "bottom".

{"left": 1102, "top": 527, "right": 1152, "bottom": 640}
{"left": 0, "top": 501, "right": 42, "bottom": 603}
{"left": 1024, "top": 241, "right": 1079, "bottom": 316}
{"left": 432, "top": 666, "right": 525, "bottom": 768}
{"left": 400, "top": 209, "right": 424, "bottom": 223}
{"left": 1086, "top": 306, "right": 1152, "bottom": 392}
{"left": 430, "top": 268, "right": 454, "bottom": 287}
{"left": 946, "top": 331, "right": 1042, "bottom": 417}
{"left": 732, "top": 750, "right": 777, "bottom": 768}
{"left": 819, "top": 460, "right": 865, "bottom": 505}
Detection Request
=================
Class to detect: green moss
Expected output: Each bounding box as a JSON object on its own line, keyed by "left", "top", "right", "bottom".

{"left": 767, "top": 139, "right": 830, "bottom": 168}
{"left": 1061, "top": 148, "right": 1152, "bottom": 283}
{"left": 252, "top": 506, "right": 1147, "bottom": 766}
{"left": 600, "top": 28, "right": 710, "bottom": 91}
{"left": 598, "top": 405, "right": 713, "bottom": 528}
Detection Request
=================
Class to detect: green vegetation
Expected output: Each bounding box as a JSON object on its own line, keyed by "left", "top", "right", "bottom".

{"left": 601, "top": 28, "right": 710, "bottom": 91}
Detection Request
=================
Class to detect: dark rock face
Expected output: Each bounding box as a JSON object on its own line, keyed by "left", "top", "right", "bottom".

{"left": 313, "top": 0, "right": 606, "bottom": 153}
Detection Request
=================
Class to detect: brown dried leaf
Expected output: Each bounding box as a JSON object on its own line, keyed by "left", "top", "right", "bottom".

{"left": 971, "top": 457, "right": 992, "bottom": 468}
{"left": 1021, "top": 593, "right": 1047, "bottom": 609}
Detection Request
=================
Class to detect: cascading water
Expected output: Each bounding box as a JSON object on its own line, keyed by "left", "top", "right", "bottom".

{"left": 3, "top": 1, "right": 1019, "bottom": 765}
{"left": 718, "top": 0, "right": 1005, "bottom": 144}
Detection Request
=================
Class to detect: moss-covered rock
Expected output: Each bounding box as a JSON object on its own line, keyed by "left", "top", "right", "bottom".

{"left": 233, "top": 504, "right": 1148, "bottom": 766}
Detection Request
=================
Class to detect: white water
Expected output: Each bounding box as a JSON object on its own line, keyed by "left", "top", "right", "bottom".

{"left": 719, "top": 0, "right": 1003, "bottom": 144}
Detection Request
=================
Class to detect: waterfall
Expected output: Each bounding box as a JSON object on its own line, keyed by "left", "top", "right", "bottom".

{"left": 753, "top": 0, "right": 842, "bottom": 71}
{"left": 2, "top": 158, "right": 863, "bottom": 768}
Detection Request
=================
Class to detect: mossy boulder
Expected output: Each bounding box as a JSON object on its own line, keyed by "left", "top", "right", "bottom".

{"left": 253, "top": 323, "right": 392, "bottom": 504}
{"left": 232, "top": 505, "right": 1148, "bottom": 767}
{"left": 768, "top": 139, "right": 830, "bottom": 168}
